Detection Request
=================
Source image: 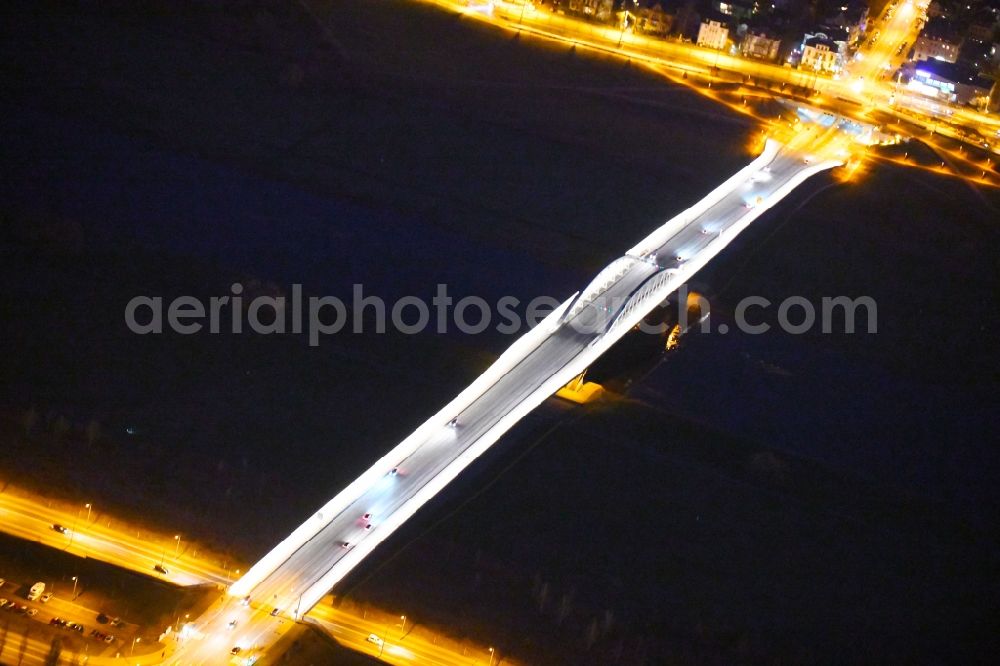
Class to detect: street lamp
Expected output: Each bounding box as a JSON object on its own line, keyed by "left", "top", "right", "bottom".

{"left": 618, "top": 3, "right": 636, "bottom": 49}
{"left": 130, "top": 636, "right": 141, "bottom": 656}
{"left": 398, "top": 614, "right": 406, "bottom": 635}
{"left": 68, "top": 505, "right": 83, "bottom": 548}
{"left": 85, "top": 503, "right": 92, "bottom": 523}
{"left": 174, "top": 612, "right": 190, "bottom": 632}
{"left": 173, "top": 535, "right": 181, "bottom": 558}
{"left": 378, "top": 625, "right": 388, "bottom": 658}
{"left": 488, "top": 646, "right": 495, "bottom": 666}
{"left": 71, "top": 576, "right": 78, "bottom": 599}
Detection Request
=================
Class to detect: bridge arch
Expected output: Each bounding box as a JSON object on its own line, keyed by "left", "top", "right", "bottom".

{"left": 603, "top": 267, "right": 679, "bottom": 337}
{"left": 560, "top": 255, "right": 643, "bottom": 324}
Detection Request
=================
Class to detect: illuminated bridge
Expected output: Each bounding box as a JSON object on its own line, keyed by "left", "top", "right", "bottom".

{"left": 229, "top": 136, "right": 844, "bottom": 619}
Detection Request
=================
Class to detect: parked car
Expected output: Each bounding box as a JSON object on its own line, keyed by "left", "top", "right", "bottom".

{"left": 27, "top": 582, "right": 45, "bottom": 601}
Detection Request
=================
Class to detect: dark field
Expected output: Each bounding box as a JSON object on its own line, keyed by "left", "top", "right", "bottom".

{"left": 1, "top": 0, "right": 998, "bottom": 664}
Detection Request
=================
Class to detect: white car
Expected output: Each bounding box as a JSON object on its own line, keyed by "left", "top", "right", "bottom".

{"left": 39, "top": 592, "right": 53, "bottom": 603}
{"left": 366, "top": 633, "right": 384, "bottom": 647}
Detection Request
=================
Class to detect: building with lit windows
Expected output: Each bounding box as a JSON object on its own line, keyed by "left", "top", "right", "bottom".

{"left": 786, "top": 25, "right": 849, "bottom": 70}
{"left": 634, "top": 3, "right": 674, "bottom": 37}
{"left": 824, "top": 0, "right": 869, "bottom": 46}
{"left": 801, "top": 37, "right": 840, "bottom": 72}
{"left": 697, "top": 18, "right": 730, "bottom": 50}
{"left": 906, "top": 59, "right": 995, "bottom": 108}
{"left": 913, "top": 17, "right": 963, "bottom": 63}
{"left": 715, "top": 0, "right": 757, "bottom": 21}
{"left": 567, "top": 0, "right": 615, "bottom": 22}
{"left": 740, "top": 28, "right": 782, "bottom": 61}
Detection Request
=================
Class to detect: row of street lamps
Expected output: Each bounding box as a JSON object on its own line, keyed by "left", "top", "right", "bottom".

{"left": 56, "top": 503, "right": 497, "bottom": 663}
{"left": 374, "top": 612, "right": 496, "bottom": 664}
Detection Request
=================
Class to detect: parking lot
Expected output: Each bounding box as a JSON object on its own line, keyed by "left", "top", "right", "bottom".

{"left": 0, "top": 574, "right": 136, "bottom": 657}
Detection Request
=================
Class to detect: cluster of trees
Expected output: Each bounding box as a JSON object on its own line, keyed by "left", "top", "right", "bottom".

{"left": 23, "top": 407, "right": 102, "bottom": 447}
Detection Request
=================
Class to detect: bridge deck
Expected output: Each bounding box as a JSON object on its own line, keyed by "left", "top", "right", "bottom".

{"left": 231, "top": 137, "right": 843, "bottom": 617}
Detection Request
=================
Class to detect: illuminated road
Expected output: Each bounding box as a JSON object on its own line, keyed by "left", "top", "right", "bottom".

{"left": 0, "top": 628, "right": 66, "bottom": 666}
{"left": 420, "top": 0, "right": 998, "bottom": 151}
{"left": 231, "top": 126, "right": 847, "bottom": 634}
{"left": 0, "top": 490, "right": 505, "bottom": 665}
{"left": 0, "top": 490, "right": 227, "bottom": 587}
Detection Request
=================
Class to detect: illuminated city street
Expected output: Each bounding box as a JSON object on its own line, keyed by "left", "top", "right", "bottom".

{"left": 0, "top": 489, "right": 506, "bottom": 664}
{"left": 432, "top": 0, "right": 1000, "bottom": 152}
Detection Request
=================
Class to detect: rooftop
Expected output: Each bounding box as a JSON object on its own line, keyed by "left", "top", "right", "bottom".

{"left": 920, "top": 16, "right": 964, "bottom": 43}
{"left": 915, "top": 58, "right": 995, "bottom": 87}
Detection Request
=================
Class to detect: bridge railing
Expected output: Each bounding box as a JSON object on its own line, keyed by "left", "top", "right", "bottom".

{"left": 234, "top": 143, "right": 845, "bottom": 616}
{"left": 604, "top": 267, "right": 676, "bottom": 336}
{"left": 560, "top": 255, "right": 641, "bottom": 324}
{"left": 626, "top": 139, "right": 782, "bottom": 259}
{"left": 229, "top": 291, "right": 578, "bottom": 600}
{"left": 606, "top": 152, "right": 844, "bottom": 341}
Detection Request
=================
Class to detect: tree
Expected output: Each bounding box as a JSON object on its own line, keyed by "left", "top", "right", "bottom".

{"left": 85, "top": 419, "right": 102, "bottom": 446}
{"left": 53, "top": 415, "right": 70, "bottom": 440}
{"left": 23, "top": 407, "right": 38, "bottom": 435}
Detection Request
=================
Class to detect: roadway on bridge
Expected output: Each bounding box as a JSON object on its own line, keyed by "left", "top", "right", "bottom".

{"left": 230, "top": 128, "right": 846, "bottom": 637}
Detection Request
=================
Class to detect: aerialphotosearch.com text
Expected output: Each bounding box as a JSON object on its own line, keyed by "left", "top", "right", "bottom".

{"left": 124, "top": 283, "right": 877, "bottom": 346}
